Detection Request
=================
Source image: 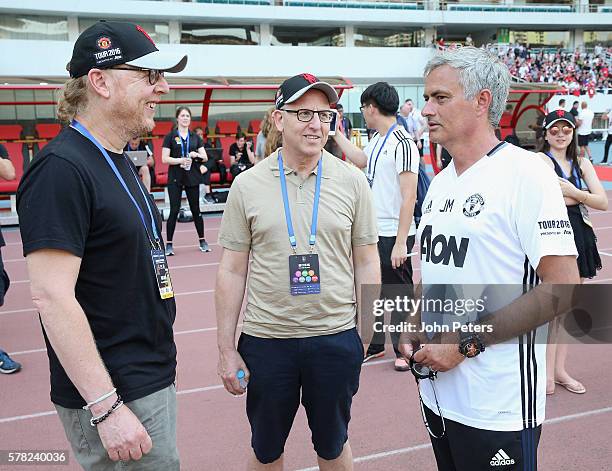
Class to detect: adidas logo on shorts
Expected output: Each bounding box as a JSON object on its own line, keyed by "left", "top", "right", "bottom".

{"left": 490, "top": 449, "right": 515, "bottom": 467}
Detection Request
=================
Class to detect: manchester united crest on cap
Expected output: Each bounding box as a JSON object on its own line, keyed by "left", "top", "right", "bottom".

{"left": 97, "top": 37, "right": 112, "bottom": 49}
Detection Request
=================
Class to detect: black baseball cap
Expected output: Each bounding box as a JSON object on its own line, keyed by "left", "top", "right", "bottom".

{"left": 67, "top": 20, "right": 187, "bottom": 78}
{"left": 275, "top": 73, "right": 339, "bottom": 109}
{"left": 543, "top": 110, "right": 576, "bottom": 129}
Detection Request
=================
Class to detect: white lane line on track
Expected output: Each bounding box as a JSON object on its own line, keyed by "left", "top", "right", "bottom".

{"left": 293, "top": 406, "right": 612, "bottom": 471}
{"left": 598, "top": 251, "right": 612, "bottom": 257}
{"left": 0, "top": 307, "right": 37, "bottom": 316}
{"left": 0, "top": 359, "right": 395, "bottom": 424}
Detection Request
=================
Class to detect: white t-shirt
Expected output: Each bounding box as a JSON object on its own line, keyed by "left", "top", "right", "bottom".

{"left": 417, "top": 142, "right": 577, "bottom": 432}
{"left": 410, "top": 108, "right": 426, "bottom": 137}
{"left": 577, "top": 108, "right": 594, "bottom": 136}
{"left": 364, "top": 125, "right": 420, "bottom": 237}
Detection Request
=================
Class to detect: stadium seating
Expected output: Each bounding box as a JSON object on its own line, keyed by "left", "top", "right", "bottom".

{"left": 152, "top": 121, "right": 174, "bottom": 137}
{"left": 151, "top": 137, "right": 169, "bottom": 186}
{"left": 248, "top": 120, "right": 262, "bottom": 134}
{"left": 35, "top": 123, "right": 62, "bottom": 140}
{"left": 447, "top": 3, "right": 571, "bottom": 12}
{"left": 0, "top": 125, "right": 22, "bottom": 141}
{"left": 195, "top": 0, "right": 271, "bottom": 4}
{"left": 283, "top": 0, "right": 421, "bottom": 9}
{"left": 215, "top": 120, "right": 240, "bottom": 136}
{"left": 0, "top": 142, "right": 24, "bottom": 193}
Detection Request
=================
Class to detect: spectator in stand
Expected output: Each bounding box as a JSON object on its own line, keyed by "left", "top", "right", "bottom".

{"left": 576, "top": 101, "right": 594, "bottom": 161}
{"left": 570, "top": 100, "right": 579, "bottom": 118}
{"left": 229, "top": 132, "right": 255, "bottom": 178}
{"left": 465, "top": 33, "right": 473, "bottom": 46}
{"left": 603, "top": 108, "right": 612, "bottom": 166}
{"left": 194, "top": 126, "right": 216, "bottom": 204}
{"left": 124, "top": 136, "right": 154, "bottom": 192}
{"left": 0, "top": 144, "right": 19, "bottom": 375}
{"left": 162, "top": 106, "right": 211, "bottom": 255}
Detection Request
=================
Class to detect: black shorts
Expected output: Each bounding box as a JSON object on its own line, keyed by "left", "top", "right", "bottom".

{"left": 423, "top": 405, "right": 541, "bottom": 470}
{"left": 578, "top": 134, "right": 590, "bottom": 147}
{"left": 237, "top": 328, "right": 363, "bottom": 464}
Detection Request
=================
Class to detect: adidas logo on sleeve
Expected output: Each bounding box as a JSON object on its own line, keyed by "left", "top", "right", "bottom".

{"left": 490, "top": 449, "right": 515, "bottom": 467}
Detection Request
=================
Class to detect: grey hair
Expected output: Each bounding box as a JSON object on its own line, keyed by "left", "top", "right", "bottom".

{"left": 424, "top": 47, "right": 510, "bottom": 127}
{"left": 56, "top": 77, "right": 89, "bottom": 124}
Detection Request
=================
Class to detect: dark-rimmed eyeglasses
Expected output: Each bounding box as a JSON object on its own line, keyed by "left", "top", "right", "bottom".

{"left": 359, "top": 104, "right": 369, "bottom": 113}
{"left": 110, "top": 66, "right": 165, "bottom": 86}
{"left": 282, "top": 109, "right": 334, "bottom": 123}
{"left": 548, "top": 126, "right": 573, "bottom": 137}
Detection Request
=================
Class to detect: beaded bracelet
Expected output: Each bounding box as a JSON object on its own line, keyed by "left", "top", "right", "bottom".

{"left": 90, "top": 395, "right": 123, "bottom": 427}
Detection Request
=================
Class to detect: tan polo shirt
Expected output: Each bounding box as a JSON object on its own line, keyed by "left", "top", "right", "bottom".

{"left": 218, "top": 148, "right": 378, "bottom": 338}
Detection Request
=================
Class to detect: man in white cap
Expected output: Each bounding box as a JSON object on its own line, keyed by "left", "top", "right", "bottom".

{"left": 18, "top": 20, "right": 187, "bottom": 470}
{"left": 216, "top": 73, "right": 380, "bottom": 470}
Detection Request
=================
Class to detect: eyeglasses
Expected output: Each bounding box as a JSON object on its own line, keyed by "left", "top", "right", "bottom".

{"left": 282, "top": 109, "right": 334, "bottom": 123}
{"left": 548, "top": 126, "right": 573, "bottom": 136}
{"left": 359, "top": 104, "right": 369, "bottom": 113}
{"left": 110, "top": 66, "right": 165, "bottom": 86}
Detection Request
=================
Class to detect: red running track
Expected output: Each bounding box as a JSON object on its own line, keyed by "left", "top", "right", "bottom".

{"left": 1, "top": 192, "right": 612, "bottom": 470}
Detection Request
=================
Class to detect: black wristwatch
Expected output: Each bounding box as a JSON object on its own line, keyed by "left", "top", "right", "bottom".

{"left": 458, "top": 333, "right": 485, "bottom": 358}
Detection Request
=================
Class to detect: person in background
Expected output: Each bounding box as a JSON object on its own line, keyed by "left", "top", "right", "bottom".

{"left": 603, "top": 108, "right": 612, "bottom": 165}
{"left": 256, "top": 107, "right": 275, "bottom": 163}
{"left": 558, "top": 98, "right": 566, "bottom": 110}
{"left": 162, "top": 106, "right": 211, "bottom": 255}
{"left": 435, "top": 144, "right": 452, "bottom": 170}
{"left": 229, "top": 132, "right": 255, "bottom": 178}
{"left": 538, "top": 110, "right": 608, "bottom": 396}
{"left": 570, "top": 100, "right": 579, "bottom": 118}
{"left": 336, "top": 104, "right": 353, "bottom": 139}
{"left": 124, "top": 136, "right": 154, "bottom": 192}
{"left": 0, "top": 143, "right": 20, "bottom": 375}
{"left": 576, "top": 101, "right": 594, "bottom": 162}
{"left": 194, "top": 126, "right": 216, "bottom": 204}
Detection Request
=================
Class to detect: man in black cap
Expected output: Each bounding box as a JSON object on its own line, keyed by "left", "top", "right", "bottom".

{"left": 18, "top": 21, "right": 186, "bottom": 470}
{"left": 216, "top": 73, "right": 380, "bottom": 470}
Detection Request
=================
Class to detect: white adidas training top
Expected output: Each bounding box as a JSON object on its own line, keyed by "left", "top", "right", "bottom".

{"left": 417, "top": 142, "right": 577, "bottom": 432}
{"left": 364, "top": 126, "right": 420, "bottom": 237}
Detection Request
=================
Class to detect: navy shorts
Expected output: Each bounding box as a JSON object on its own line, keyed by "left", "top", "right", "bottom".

{"left": 237, "top": 328, "right": 363, "bottom": 464}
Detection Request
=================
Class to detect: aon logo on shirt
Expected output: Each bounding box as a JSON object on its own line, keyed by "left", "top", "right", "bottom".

{"left": 420, "top": 225, "right": 469, "bottom": 268}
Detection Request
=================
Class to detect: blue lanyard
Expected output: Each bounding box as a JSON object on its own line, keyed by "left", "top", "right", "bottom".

{"left": 179, "top": 131, "right": 190, "bottom": 157}
{"left": 278, "top": 151, "right": 322, "bottom": 254}
{"left": 70, "top": 120, "right": 161, "bottom": 248}
{"left": 545, "top": 152, "right": 581, "bottom": 189}
{"left": 367, "top": 123, "right": 397, "bottom": 187}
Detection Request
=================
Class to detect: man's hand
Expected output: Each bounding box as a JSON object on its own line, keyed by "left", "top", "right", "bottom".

{"left": 417, "top": 140, "right": 423, "bottom": 150}
{"left": 218, "top": 348, "right": 249, "bottom": 396}
{"left": 96, "top": 404, "right": 152, "bottom": 462}
{"left": 412, "top": 343, "right": 465, "bottom": 372}
{"left": 390, "top": 242, "right": 408, "bottom": 269}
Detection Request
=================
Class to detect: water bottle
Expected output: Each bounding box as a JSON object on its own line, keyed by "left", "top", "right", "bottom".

{"left": 183, "top": 157, "right": 192, "bottom": 171}
{"left": 237, "top": 369, "right": 248, "bottom": 390}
